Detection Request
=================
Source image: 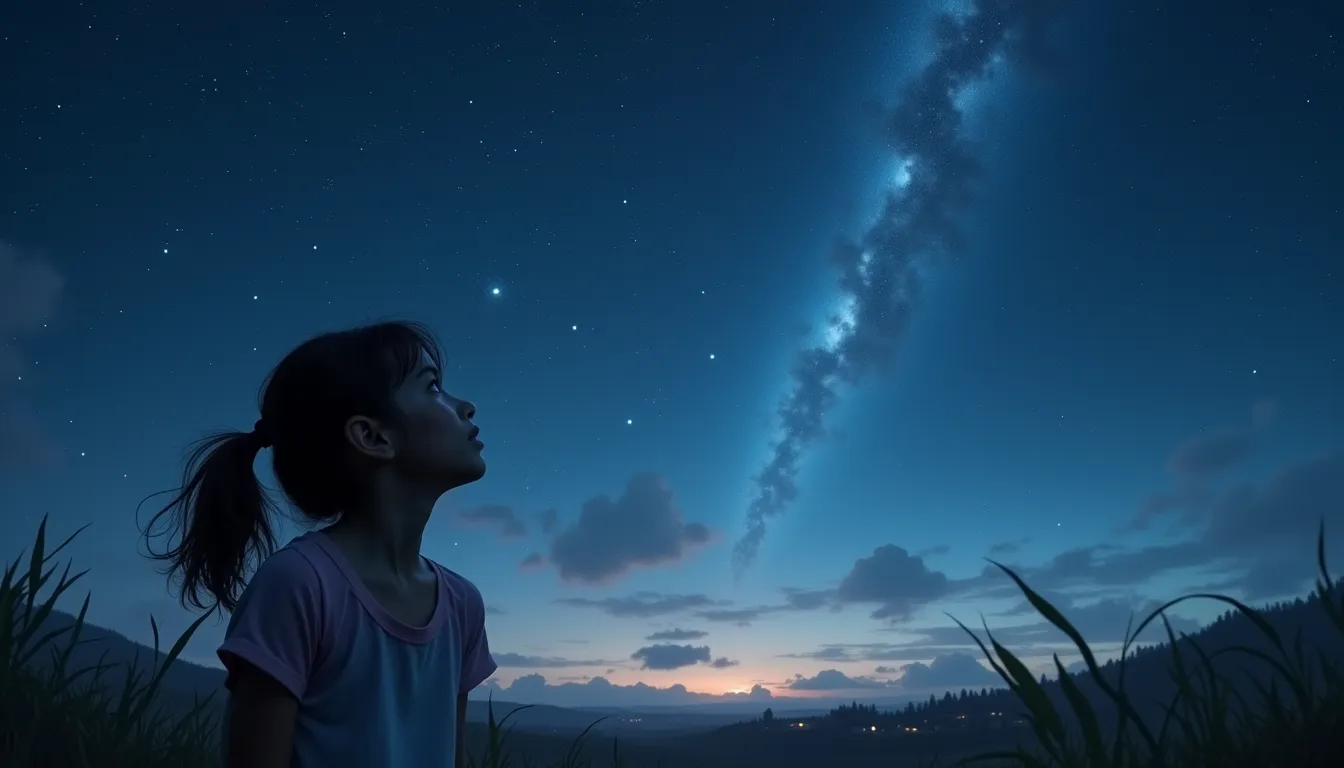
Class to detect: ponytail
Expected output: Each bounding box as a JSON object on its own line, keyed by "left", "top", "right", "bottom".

{"left": 142, "top": 430, "right": 279, "bottom": 613}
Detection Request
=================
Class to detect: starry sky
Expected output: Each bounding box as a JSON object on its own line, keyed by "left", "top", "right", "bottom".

{"left": 2, "top": 0, "right": 1341, "bottom": 709}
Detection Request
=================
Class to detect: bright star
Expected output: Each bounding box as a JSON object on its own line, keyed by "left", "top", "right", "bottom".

{"left": 491, "top": 287, "right": 501, "bottom": 296}
{"left": 572, "top": 325, "right": 577, "bottom": 330}
{"left": 626, "top": 419, "right": 633, "bottom": 425}
{"left": 709, "top": 354, "right": 716, "bottom": 359}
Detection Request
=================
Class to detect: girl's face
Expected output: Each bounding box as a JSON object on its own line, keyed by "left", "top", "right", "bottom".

{"left": 388, "top": 349, "right": 487, "bottom": 489}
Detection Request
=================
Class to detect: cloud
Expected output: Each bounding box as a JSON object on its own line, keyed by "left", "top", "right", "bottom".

{"left": 475, "top": 674, "right": 774, "bottom": 709}
{"left": 698, "top": 607, "right": 773, "bottom": 625}
{"left": 835, "top": 545, "right": 951, "bottom": 621}
{"left": 646, "top": 628, "right": 708, "bottom": 641}
{"left": 1128, "top": 401, "right": 1277, "bottom": 532}
{"left": 894, "top": 652, "right": 999, "bottom": 689}
{"left": 494, "top": 653, "right": 613, "bottom": 669}
{"left": 783, "top": 643, "right": 974, "bottom": 664}
{"left": 988, "top": 539, "right": 1028, "bottom": 557}
{"left": 787, "top": 669, "right": 890, "bottom": 691}
{"left": 549, "top": 474, "right": 711, "bottom": 584}
{"left": 457, "top": 504, "right": 527, "bottom": 538}
{"left": 1042, "top": 451, "right": 1344, "bottom": 600}
{"left": 537, "top": 507, "right": 559, "bottom": 534}
{"left": 786, "top": 655, "right": 1000, "bottom": 693}
{"left": 1167, "top": 429, "right": 1254, "bottom": 480}
{"left": 695, "top": 587, "right": 836, "bottom": 626}
{"left": 557, "top": 592, "right": 722, "bottom": 619}
{"left": 0, "top": 242, "right": 64, "bottom": 470}
{"left": 557, "top": 588, "right": 830, "bottom": 628}
{"left": 631, "top": 644, "right": 712, "bottom": 671}
{"left": 519, "top": 552, "right": 544, "bottom": 570}
{"left": 710, "top": 657, "right": 739, "bottom": 669}
{"left": 733, "top": 0, "right": 1069, "bottom": 572}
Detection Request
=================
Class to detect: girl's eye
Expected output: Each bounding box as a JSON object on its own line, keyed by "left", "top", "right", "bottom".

{"left": 429, "top": 379, "right": 442, "bottom": 393}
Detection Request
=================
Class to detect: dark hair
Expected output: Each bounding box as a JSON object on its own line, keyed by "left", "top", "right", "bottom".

{"left": 142, "top": 320, "right": 444, "bottom": 613}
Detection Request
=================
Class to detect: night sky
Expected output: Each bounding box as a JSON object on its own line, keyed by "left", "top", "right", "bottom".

{"left": 3, "top": 0, "right": 1341, "bottom": 709}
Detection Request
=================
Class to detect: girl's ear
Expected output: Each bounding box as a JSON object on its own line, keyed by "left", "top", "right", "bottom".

{"left": 344, "top": 415, "right": 395, "bottom": 460}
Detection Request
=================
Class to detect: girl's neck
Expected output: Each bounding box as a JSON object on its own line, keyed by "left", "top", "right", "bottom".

{"left": 326, "top": 496, "right": 435, "bottom": 582}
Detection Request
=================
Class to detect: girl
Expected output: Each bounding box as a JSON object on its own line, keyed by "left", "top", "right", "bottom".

{"left": 144, "top": 321, "right": 497, "bottom": 768}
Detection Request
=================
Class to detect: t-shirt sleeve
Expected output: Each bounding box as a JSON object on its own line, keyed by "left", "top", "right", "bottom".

{"left": 217, "top": 547, "right": 324, "bottom": 700}
{"left": 457, "top": 576, "right": 497, "bottom": 694}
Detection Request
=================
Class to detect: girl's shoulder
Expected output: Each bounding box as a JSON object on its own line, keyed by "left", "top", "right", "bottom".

{"left": 426, "top": 561, "right": 487, "bottom": 619}
{"left": 251, "top": 532, "right": 329, "bottom": 589}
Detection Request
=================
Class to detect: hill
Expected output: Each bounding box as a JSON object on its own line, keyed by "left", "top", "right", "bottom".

{"left": 690, "top": 575, "right": 1344, "bottom": 766}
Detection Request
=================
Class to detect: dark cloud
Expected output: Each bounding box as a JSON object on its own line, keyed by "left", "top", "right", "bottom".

{"left": 557, "top": 592, "right": 722, "bottom": 619}
{"left": 537, "top": 507, "right": 559, "bottom": 535}
{"left": 695, "top": 587, "right": 836, "bottom": 626}
{"left": 519, "top": 552, "right": 544, "bottom": 570}
{"left": 549, "top": 473, "right": 711, "bottom": 584}
{"left": 646, "top": 628, "right": 707, "bottom": 641}
{"left": 557, "top": 588, "right": 830, "bottom": 628}
{"left": 1167, "top": 429, "right": 1254, "bottom": 481}
{"left": 1046, "top": 451, "right": 1344, "bottom": 599}
{"left": 631, "top": 644, "right": 712, "bottom": 671}
{"left": 782, "top": 643, "right": 965, "bottom": 664}
{"left": 1128, "top": 402, "right": 1276, "bottom": 532}
{"left": 477, "top": 674, "right": 773, "bottom": 709}
{"left": 785, "top": 655, "right": 1003, "bottom": 693}
{"left": 733, "top": 0, "right": 1069, "bottom": 572}
{"left": 493, "top": 653, "right": 612, "bottom": 669}
{"left": 457, "top": 504, "right": 527, "bottom": 538}
{"left": 786, "top": 669, "right": 890, "bottom": 691}
{"left": 710, "top": 657, "right": 739, "bottom": 669}
{"left": 895, "top": 653, "right": 998, "bottom": 689}
{"left": 988, "top": 539, "right": 1028, "bottom": 557}
{"left": 781, "top": 587, "right": 833, "bottom": 611}
{"left": 698, "top": 607, "right": 772, "bottom": 626}
{"left": 0, "top": 242, "right": 64, "bottom": 470}
{"left": 835, "top": 545, "right": 951, "bottom": 621}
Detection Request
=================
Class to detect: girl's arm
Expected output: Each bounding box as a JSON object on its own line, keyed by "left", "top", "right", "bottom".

{"left": 225, "top": 659, "right": 300, "bottom": 768}
{"left": 456, "top": 691, "right": 470, "bottom": 767}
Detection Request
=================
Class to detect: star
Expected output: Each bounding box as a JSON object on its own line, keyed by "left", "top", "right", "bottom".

{"left": 709, "top": 353, "right": 716, "bottom": 360}
{"left": 626, "top": 419, "right": 633, "bottom": 425}
{"left": 572, "top": 325, "right": 577, "bottom": 330}
{"left": 491, "top": 287, "right": 501, "bottom": 296}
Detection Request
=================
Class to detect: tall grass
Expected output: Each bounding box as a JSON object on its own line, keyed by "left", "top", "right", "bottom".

{"left": 950, "top": 520, "right": 1343, "bottom": 768}
{"left": 2, "top": 515, "right": 1340, "bottom": 767}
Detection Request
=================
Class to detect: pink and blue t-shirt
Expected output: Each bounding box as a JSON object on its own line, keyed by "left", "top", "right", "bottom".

{"left": 217, "top": 530, "right": 497, "bottom": 767}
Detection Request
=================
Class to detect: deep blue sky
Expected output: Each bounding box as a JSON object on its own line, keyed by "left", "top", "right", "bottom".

{"left": 2, "top": 0, "right": 1340, "bottom": 708}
